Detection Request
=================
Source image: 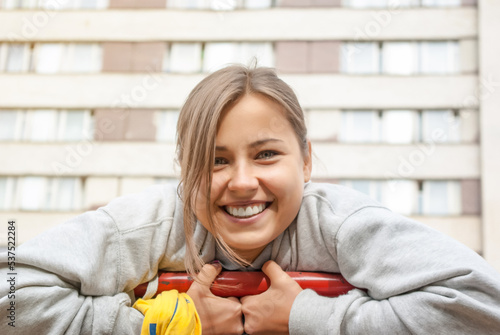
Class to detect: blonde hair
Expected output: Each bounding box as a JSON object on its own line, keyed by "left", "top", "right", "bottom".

{"left": 176, "top": 65, "right": 308, "bottom": 276}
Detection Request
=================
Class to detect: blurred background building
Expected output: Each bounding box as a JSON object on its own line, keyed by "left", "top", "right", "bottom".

{"left": 0, "top": 0, "right": 499, "bottom": 270}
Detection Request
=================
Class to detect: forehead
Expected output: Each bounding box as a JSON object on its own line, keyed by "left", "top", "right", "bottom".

{"left": 217, "top": 93, "right": 291, "bottom": 135}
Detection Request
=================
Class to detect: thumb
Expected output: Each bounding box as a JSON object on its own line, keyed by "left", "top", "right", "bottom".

{"left": 197, "top": 261, "right": 223, "bottom": 288}
{"left": 261, "top": 260, "right": 288, "bottom": 285}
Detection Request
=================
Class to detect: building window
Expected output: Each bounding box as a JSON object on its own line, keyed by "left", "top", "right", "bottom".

{"left": 0, "top": 177, "right": 16, "bottom": 211}
{"left": 0, "top": 110, "right": 24, "bottom": 141}
{"left": 166, "top": 0, "right": 272, "bottom": 9}
{"left": 165, "top": 42, "right": 274, "bottom": 73}
{"left": 75, "top": 0, "right": 109, "bottom": 9}
{"left": 420, "top": 180, "right": 461, "bottom": 215}
{"left": 421, "top": 0, "right": 460, "bottom": 7}
{"left": 33, "top": 43, "right": 102, "bottom": 74}
{"left": 167, "top": 0, "right": 209, "bottom": 9}
{"left": 381, "top": 110, "right": 418, "bottom": 143}
{"left": 341, "top": 42, "right": 380, "bottom": 74}
{"left": 339, "top": 110, "right": 464, "bottom": 144}
{"left": 243, "top": 0, "right": 272, "bottom": 9}
{"left": 420, "top": 110, "right": 460, "bottom": 143}
{"left": 339, "top": 110, "right": 381, "bottom": 143}
{"left": 48, "top": 177, "right": 83, "bottom": 211}
{"left": 341, "top": 0, "right": 458, "bottom": 7}
{"left": 0, "top": 110, "right": 91, "bottom": 142}
{"left": 2, "top": 176, "right": 83, "bottom": 211}
{"left": 382, "top": 179, "right": 418, "bottom": 215}
{"left": 25, "top": 110, "right": 59, "bottom": 142}
{"left": 209, "top": 0, "right": 239, "bottom": 10}
{"left": 341, "top": 179, "right": 418, "bottom": 215}
{"left": 342, "top": 0, "right": 393, "bottom": 8}
{"left": 342, "top": 41, "right": 459, "bottom": 75}
{"left": 33, "top": 44, "right": 64, "bottom": 74}
{"left": 166, "top": 43, "right": 203, "bottom": 73}
{"left": 2, "top": 0, "right": 38, "bottom": 8}
{"left": 340, "top": 180, "right": 383, "bottom": 202}
{"left": 57, "top": 110, "right": 93, "bottom": 141}
{"left": 0, "top": 43, "right": 31, "bottom": 73}
{"left": 8, "top": 177, "right": 83, "bottom": 211}
{"left": 203, "top": 42, "right": 274, "bottom": 72}
{"left": 382, "top": 42, "right": 419, "bottom": 75}
{"left": 341, "top": 179, "right": 462, "bottom": 216}
{"left": 306, "top": 110, "right": 342, "bottom": 141}
{"left": 203, "top": 43, "right": 241, "bottom": 72}
{"left": 3, "top": 0, "right": 108, "bottom": 9}
{"left": 64, "top": 44, "right": 103, "bottom": 72}
{"left": 18, "top": 177, "right": 48, "bottom": 211}
{"left": 155, "top": 110, "right": 180, "bottom": 142}
{"left": 419, "top": 41, "right": 459, "bottom": 74}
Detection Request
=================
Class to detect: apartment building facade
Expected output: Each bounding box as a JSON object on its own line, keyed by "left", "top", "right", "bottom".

{"left": 0, "top": 0, "right": 499, "bottom": 271}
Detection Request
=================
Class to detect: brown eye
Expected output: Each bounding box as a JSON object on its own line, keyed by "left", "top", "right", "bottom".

{"left": 257, "top": 150, "right": 278, "bottom": 160}
{"left": 214, "top": 157, "right": 228, "bottom": 166}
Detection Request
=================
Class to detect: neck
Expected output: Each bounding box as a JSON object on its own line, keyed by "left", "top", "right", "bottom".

{"left": 232, "top": 245, "right": 267, "bottom": 265}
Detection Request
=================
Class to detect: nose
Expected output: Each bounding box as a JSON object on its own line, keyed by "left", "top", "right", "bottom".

{"left": 227, "top": 162, "right": 259, "bottom": 194}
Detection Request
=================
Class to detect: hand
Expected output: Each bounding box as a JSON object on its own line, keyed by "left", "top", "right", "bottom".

{"left": 187, "top": 262, "right": 244, "bottom": 335}
{"left": 240, "top": 261, "right": 303, "bottom": 334}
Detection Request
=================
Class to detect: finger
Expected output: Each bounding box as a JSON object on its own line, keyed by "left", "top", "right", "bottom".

{"left": 239, "top": 294, "right": 251, "bottom": 304}
{"left": 261, "top": 260, "right": 288, "bottom": 284}
{"left": 226, "top": 296, "right": 240, "bottom": 303}
{"left": 197, "top": 262, "right": 222, "bottom": 288}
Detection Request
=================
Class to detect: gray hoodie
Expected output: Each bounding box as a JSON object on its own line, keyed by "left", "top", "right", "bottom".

{"left": 1, "top": 182, "right": 500, "bottom": 334}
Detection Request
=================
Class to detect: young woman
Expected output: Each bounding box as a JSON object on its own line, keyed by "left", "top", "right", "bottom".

{"left": 1, "top": 65, "right": 500, "bottom": 335}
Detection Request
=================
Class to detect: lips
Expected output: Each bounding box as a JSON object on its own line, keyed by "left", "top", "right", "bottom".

{"left": 223, "top": 202, "right": 270, "bottom": 218}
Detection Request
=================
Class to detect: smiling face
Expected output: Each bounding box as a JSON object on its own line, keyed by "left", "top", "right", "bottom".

{"left": 194, "top": 93, "right": 312, "bottom": 263}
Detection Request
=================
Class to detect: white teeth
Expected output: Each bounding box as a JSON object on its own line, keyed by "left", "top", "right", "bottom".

{"left": 225, "top": 203, "right": 266, "bottom": 218}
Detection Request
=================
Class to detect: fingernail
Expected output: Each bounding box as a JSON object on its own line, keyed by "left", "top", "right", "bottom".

{"left": 210, "top": 260, "right": 221, "bottom": 269}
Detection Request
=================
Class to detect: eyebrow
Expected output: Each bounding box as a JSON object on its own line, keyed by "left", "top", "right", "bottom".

{"left": 215, "top": 138, "right": 284, "bottom": 152}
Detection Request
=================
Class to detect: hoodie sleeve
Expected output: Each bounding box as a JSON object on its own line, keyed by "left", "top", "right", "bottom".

{"left": 0, "top": 185, "right": 179, "bottom": 334}
{"left": 289, "top": 206, "right": 500, "bottom": 335}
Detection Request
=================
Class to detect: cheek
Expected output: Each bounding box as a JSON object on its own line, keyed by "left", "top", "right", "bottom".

{"left": 265, "top": 167, "right": 305, "bottom": 217}
{"left": 266, "top": 162, "right": 305, "bottom": 193}
{"left": 210, "top": 172, "right": 230, "bottom": 203}
{"left": 194, "top": 176, "right": 225, "bottom": 224}
{"left": 194, "top": 191, "right": 216, "bottom": 236}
